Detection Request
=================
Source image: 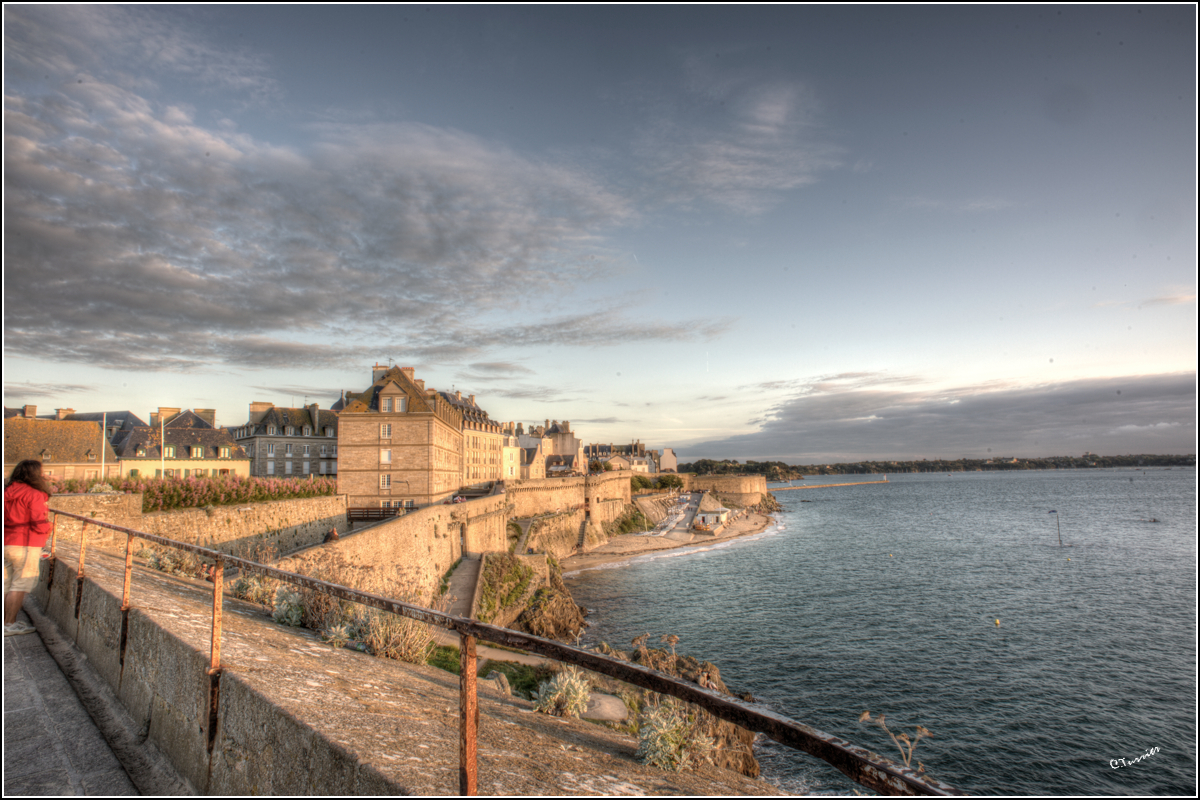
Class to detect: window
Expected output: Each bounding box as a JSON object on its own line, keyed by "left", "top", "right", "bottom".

{"left": 267, "top": 443, "right": 276, "bottom": 455}
{"left": 192, "top": 446, "right": 204, "bottom": 458}
{"left": 267, "top": 462, "right": 275, "bottom": 475}
{"left": 220, "top": 447, "right": 231, "bottom": 458}
{"left": 303, "top": 426, "right": 311, "bottom": 436}
{"left": 285, "top": 426, "right": 294, "bottom": 435}
{"left": 285, "top": 443, "right": 293, "bottom": 455}
{"left": 285, "top": 461, "right": 293, "bottom": 475}
{"left": 318, "top": 461, "right": 326, "bottom": 475}
{"left": 397, "top": 397, "right": 407, "bottom": 412}
{"left": 129, "top": 469, "right": 139, "bottom": 478}
{"left": 320, "top": 445, "right": 327, "bottom": 455}
{"left": 303, "top": 445, "right": 310, "bottom": 455}
{"left": 380, "top": 474, "right": 391, "bottom": 489}
{"left": 136, "top": 446, "right": 146, "bottom": 457}
{"left": 325, "top": 427, "right": 334, "bottom": 437}
{"left": 382, "top": 398, "right": 392, "bottom": 412}
{"left": 86, "top": 451, "right": 97, "bottom": 462}
{"left": 302, "top": 461, "right": 310, "bottom": 474}
{"left": 164, "top": 445, "right": 175, "bottom": 458}
{"left": 380, "top": 449, "right": 392, "bottom": 464}
{"left": 380, "top": 423, "right": 392, "bottom": 437}
{"left": 86, "top": 469, "right": 98, "bottom": 479}
{"left": 268, "top": 426, "right": 277, "bottom": 435}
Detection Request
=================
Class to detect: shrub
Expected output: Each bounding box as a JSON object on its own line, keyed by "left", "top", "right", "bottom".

{"left": 533, "top": 666, "right": 591, "bottom": 718}
{"left": 272, "top": 586, "right": 304, "bottom": 627}
{"left": 636, "top": 699, "right": 714, "bottom": 771}
{"left": 233, "top": 574, "right": 274, "bottom": 606}
{"left": 356, "top": 607, "right": 435, "bottom": 664}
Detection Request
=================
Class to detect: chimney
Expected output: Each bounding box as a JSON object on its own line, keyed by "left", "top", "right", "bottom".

{"left": 400, "top": 367, "right": 415, "bottom": 381}
{"left": 415, "top": 379, "right": 425, "bottom": 391}
{"left": 562, "top": 420, "right": 570, "bottom": 432}
{"left": 55, "top": 408, "right": 75, "bottom": 420}
{"left": 455, "top": 390, "right": 462, "bottom": 401}
{"left": 22, "top": 405, "right": 36, "bottom": 419}
{"left": 469, "top": 394, "right": 475, "bottom": 406}
{"left": 372, "top": 363, "right": 389, "bottom": 383}
{"left": 309, "top": 403, "right": 320, "bottom": 429}
{"left": 151, "top": 407, "right": 181, "bottom": 428}
{"left": 249, "top": 401, "right": 273, "bottom": 425}
{"left": 545, "top": 419, "right": 549, "bottom": 430}
{"left": 194, "top": 409, "right": 217, "bottom": 428}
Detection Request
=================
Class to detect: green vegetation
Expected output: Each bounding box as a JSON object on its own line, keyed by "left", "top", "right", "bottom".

{"left": 428, "top": 644, "right": 462, "bottom": 675}
{"left": 636, "top": 698, "right": 715, "bottom": 771}
{"left": 47, "top": 473, "right": 338, "bottom": 512}
{"left": 680, "top": 453, "right": 1195, "bottom": 477}
{"left": 438, "top": 557, "right": 463, "bottom": 596}
{"left": 533, "top": 666, "right": 592, "bottom": 718}
{"left": 655, "top": 474, "right": 684, "bottom": 490}
{"left": 611, "top": 508, "right": 650, "bottom": 535}
{"left": 476, "top": 553, "right": 535, "bottom": 624}
{"left": 631, "top": 474, "right": 654, "bottom": 491}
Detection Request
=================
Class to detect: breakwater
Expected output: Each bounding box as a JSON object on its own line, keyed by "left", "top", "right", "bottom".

{"left": 772, "top": 479, "right": 889, "bottom": 491}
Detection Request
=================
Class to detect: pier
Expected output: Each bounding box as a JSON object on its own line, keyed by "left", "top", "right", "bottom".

{"left": 772, "top": 479, "right": 890, "bottom": 491}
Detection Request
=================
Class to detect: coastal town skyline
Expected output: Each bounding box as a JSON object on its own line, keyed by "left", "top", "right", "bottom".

{"left": 4, "top": 6, "right": 1196, "bottom": 462}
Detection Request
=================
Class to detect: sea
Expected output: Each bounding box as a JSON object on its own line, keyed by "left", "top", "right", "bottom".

{"left": 564, "top": 468, "right": 1197, "bottom": 795}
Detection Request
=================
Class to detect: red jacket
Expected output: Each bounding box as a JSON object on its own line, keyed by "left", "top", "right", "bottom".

{"left": 4, "top": 481, "right": 51, "bottom": 548}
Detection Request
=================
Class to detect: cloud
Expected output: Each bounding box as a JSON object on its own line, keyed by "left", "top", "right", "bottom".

{"left": 247, "top": 385, "right": 343, "bottom": 404}
{"left": 687, "top": 373, "right": 1197, "bottom": 461}
{"left": 466, "top": 362, "right": 537, "bottom": 376}
{"left": 1138, "top": 293, "right": 1196, "bottom": 308}
{"left": 4, "top": 382, "right": 94, "bottom": 402}
{"left": 636, "top": 60, "right": 841, "bottom": 215}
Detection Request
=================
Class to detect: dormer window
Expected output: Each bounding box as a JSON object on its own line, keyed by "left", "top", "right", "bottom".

{"left": 164, "top": 445, "right": 175, "bottom": 458}
{"left": 285, "top": 426, "right": 294, "bottom": 436}
{"left": 325, "top": 427, "right": 334, "bottom": 437}
{"left": 220, "top": 446, "right": 231, "bottom": 458}
{"left": 303, "top": 426, "right": 311, "bottom": 436}
{"left": 41, "top": 450, "right": 52, "bottom": 463}
{"left": 192, "top": 446, "right": 204, "bottom": 458}
{"left": 382, "top": 398, "right": 393, "bottom": 412}
{"left": 86, "top": 450, "right": 97, "bottom": 462}
{"left": 136, "top": 446, "right": 146, "bottom": 457}
{"left": 267, "top": 426, "right": 277, "bottom": 435}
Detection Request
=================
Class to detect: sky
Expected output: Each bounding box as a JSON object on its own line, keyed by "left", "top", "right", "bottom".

{"left": 3, "top": 5, "right": 1197, "bottom": 463}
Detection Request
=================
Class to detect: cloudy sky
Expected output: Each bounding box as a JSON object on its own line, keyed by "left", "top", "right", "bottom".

{"left": 4, "top": 6, "right": 1196, "bottom": 462}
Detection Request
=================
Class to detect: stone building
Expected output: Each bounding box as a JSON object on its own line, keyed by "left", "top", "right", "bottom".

{"left": 231, "top": 402, "right": 339, "bottom": 478}
{"left": 110, "top": 408, "right": 249, "bottom": 478}
{"left": 334, "top": 365, "right": 464, "bottom": 509}
{"left": 438, "top": 391, "right": 504, "bottom": 487}
{"left": 659, "top": 447, "right": 679, "bottom": 473}
{"left": 3, "top": 416, "right": 119, "bottom": 482}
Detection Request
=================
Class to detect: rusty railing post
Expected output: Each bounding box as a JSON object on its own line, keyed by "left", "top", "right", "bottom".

{"left": 459, "top": 632, "right": 478, "bottom": 795}
{"left": 78, "top": 521, "right": 88, "bottom": 579}
{"left": 122, "top": 532, "right": 134, "bottom": 610}
{"left": 209, "top": 557, "right": 224, "bottom": 675}
{"left": 49, "top": 512, "right": 58, "bottom": 559}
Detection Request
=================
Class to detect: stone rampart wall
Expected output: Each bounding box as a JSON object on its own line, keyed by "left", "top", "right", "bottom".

{"left": 48, "top": 493, "right": 349, "bottom": 558}
{"left": 505, "top": 476, "right": 585, "bottom": 518}
{"left": 685, "top": 475, "right": 766, "bottom": 507}
{"left": 526, "top": 510, "right": 586, "bottom": 560}
{"left": 275, "top": 494, "right": 504, "bottom": 599}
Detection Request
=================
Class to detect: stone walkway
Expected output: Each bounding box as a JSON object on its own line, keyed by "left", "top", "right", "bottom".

{"left": 3, "top": 608, "right": 138, "bottom": 796}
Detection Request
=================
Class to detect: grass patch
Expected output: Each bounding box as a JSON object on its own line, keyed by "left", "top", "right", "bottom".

{"left": 428, "top": 645, "right": 462, "bottom": 675}
{"left": 477, "top": 659, "right": 555, "bottom": 699}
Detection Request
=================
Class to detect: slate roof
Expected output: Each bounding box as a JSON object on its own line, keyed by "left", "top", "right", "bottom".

{"left": 111, "top": 410, "right": 248, "bottom": 460}
{"left": 338, "top": 367, "right": 435, "bottom": 415}
{"left": 438, "top": 392, "right": 499, "bottom": 428}
{"left": 4, "top": 418, "right": 119, "bottom": 466}
{"left": 248, "top": 407, "right": 338, "bottom": 435}
{"left": 63, "top": 411, "right": 148, "bottom": 433}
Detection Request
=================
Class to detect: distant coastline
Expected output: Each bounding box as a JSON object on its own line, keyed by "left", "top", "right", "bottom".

{"left": 680, "top": 453, "right": 1195, "bottom": 481}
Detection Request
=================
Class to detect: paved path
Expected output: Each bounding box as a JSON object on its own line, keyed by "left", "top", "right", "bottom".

{"left": 3, "top": 608, "right": 138, "bottom": 796}
{"left": 443, "top": 556, "right": 481, "bottom": 618}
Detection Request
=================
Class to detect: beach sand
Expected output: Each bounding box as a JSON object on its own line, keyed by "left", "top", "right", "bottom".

{"left": 560, "top": 510, "right": 775, "bottom": 574}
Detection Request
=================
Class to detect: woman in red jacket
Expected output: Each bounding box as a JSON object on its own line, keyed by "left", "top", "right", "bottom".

{"left": 4, "top": 459, "right": 51, "bottom": 636}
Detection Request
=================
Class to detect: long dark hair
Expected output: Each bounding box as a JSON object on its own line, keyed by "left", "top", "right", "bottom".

{"left": 5, "top": 459, "right": 51, "bottom": 496}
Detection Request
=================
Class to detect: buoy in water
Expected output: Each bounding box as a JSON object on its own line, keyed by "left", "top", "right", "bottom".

{"left": 889, "top": 554, "right": 893, "bottom": 557}
{"left": 995, "top": 619, "right": 1000, "bottom": 626}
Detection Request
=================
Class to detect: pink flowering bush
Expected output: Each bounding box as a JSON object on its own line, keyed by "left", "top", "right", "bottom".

{"left": 47, "top": 474, "right": 337, "bottom": 513}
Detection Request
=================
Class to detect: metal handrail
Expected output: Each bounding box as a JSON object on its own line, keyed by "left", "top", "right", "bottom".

{"left": 46, "top": 507, "right": 961, "bottom": 796}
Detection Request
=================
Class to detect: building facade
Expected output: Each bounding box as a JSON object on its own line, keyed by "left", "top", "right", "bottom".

{"left": 3, "top": 415, "right": 120, "bottom": 482}
{"left": 335, "top": 365, "right": 464, "bottom": 509}
{"left": 231, "top": 402, "right": 339, "bottom": 478}
{"left": 110, "top": 408, "right": 249, "bottom": 478}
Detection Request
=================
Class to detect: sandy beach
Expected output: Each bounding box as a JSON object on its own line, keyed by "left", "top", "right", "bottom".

{"left": 560, "top": 510, "right": 775, "bottom": 574}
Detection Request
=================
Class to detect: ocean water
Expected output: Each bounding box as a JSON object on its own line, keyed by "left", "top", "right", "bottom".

{"left": 565, "top": 468, "right": 1197, "bottom": 795}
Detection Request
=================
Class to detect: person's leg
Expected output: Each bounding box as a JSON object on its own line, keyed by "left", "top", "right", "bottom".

{"left": 4, "top": 546, "right": 39, "bottom": 625}
{"left": 5, "top": 591, "right": 27, "bottom": 625}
